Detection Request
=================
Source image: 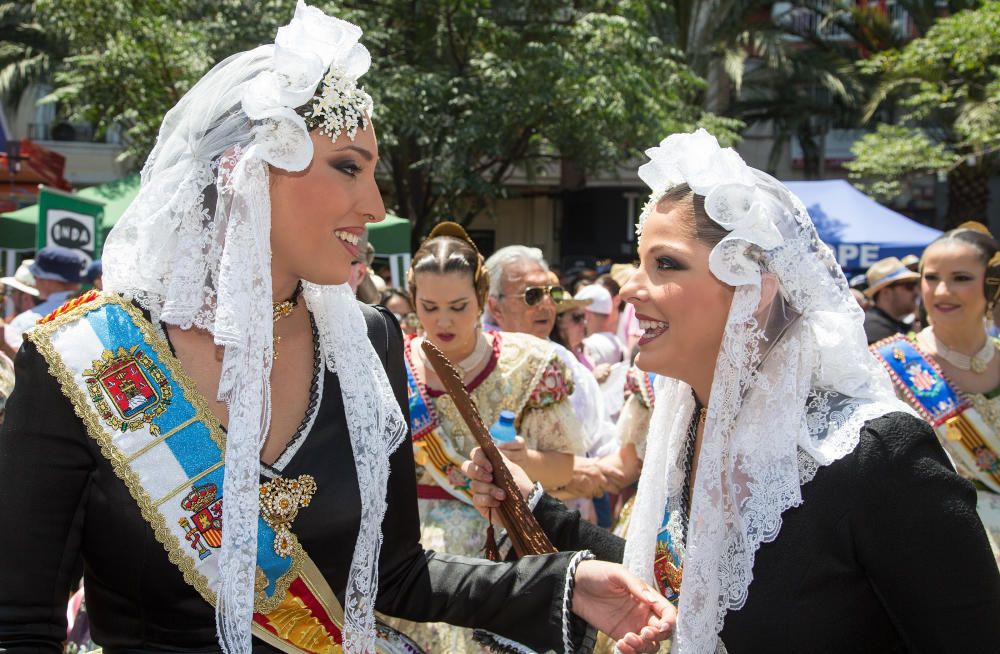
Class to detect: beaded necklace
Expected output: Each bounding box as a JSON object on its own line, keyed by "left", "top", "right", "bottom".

{"left": 271, "top": 281, "right": 303, "bottom": 360}
{"left": 654, "top": 400, "right": 705, "bottom": 604}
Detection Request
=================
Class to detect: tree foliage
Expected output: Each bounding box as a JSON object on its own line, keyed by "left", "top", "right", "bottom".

{"left": 846, "top": 0, "right": 1000, "bottom": 223}
{"left": 0, "top": 1, "right": 67, "bottom": 109}
{"left": 4, "top": 0, "right": 737, "bottom": 239}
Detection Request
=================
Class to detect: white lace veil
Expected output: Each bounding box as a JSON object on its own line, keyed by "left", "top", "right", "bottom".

{"left": 621, "top": 130, "right": 914, "bottom": 654}
{"left": 101, "top": 3, "right": 406, "bottom": 652}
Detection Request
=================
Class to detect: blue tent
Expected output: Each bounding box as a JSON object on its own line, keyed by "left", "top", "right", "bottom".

{"left": 782, "top": 179, "right": 941, "bottom": 272}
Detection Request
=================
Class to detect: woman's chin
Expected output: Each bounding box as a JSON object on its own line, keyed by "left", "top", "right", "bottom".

{"left": 634, "top": 350, "right": 669, "bottom": 377}
{"left": 300, "top": 268, "right": 351, "bottom": 287}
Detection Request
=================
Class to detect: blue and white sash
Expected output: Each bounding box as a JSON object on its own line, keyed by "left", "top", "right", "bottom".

{"left": 872, "top": 334, "right": 1000, "bottom": 493}
{"left": 28, "top": 293, "right": 423, "bottom": 653}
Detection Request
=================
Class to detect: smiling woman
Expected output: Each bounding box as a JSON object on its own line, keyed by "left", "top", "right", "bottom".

{"left": 871, "top": 223, "right": 1000, "bottom": 565}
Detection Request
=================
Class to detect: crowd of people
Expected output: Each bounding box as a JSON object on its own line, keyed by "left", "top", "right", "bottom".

{"left": 1, "top": 2, "right": 998, "bottom": 654}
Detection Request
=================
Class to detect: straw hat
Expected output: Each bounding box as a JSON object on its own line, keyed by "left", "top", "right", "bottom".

{"left": 0, "top": 260, "right": 40, "bottom": 297}
{"left": 899, "top": 254, "right": 919, "bottom": 271}
{"left": 610, "top": 263, "right": 636, "bottom": 288}
{"left": 864, "top": 257, "right": 920, "bottom": 298}
{"left": 556, "top": 298, "right": 592, "bottom": 315}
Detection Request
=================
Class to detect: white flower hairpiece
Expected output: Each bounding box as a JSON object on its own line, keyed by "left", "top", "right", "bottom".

{"left": 242, "top": 0, "right": 373, "bottom": 172}
{"left": 636, "top": 128, "right": 784, "bottom": 287}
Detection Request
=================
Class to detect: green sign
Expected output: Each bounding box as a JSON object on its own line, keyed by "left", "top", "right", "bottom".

{"left": 37, "top": 186, "right": 104, "bottom": 265}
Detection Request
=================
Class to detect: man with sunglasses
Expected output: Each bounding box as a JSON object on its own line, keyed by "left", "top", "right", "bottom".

{"left": 484, "top": 246, "right": 619, "bottom": 504}
{"left": 484, "top": 246, "right": 565, "bottom": 340}
{"left": 863, "top": 256, "right": 921, "bottom": 345}
{"left": 0, "top": 261, "right": 42, "bottom": 360}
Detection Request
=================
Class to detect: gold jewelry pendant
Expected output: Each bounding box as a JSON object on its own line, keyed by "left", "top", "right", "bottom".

{"left": 259, "top": 474, "right": 317, "bottom": 557}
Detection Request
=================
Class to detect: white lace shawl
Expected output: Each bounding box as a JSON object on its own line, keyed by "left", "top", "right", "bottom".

{"left": 622, "top": 131, "right": 914, "bottom": 654}
{"left": 101, "top": 5, "right": 407, "bottom": 652}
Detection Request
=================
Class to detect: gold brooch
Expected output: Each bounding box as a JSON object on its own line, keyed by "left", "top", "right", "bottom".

{"left": 259, "top": 474, "right": 317, "bottom": 557}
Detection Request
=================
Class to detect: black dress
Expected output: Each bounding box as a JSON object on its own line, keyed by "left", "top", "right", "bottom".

{"left": 531, "top": 412, "right": 1000, "bottom": 653}
{"left": 0, "top": 304, "right": 582, "bottom": 653}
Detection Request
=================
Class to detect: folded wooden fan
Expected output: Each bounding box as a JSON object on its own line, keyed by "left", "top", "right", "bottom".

{"left": 420, "top": 340, "right": 556, "bottom": 559}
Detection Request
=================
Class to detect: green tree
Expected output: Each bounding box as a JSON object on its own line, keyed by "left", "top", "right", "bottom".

{"left": 846, "top": 1, "right": 1000, "bottom": 225}
{"left": 350, "top": 1, "right": 737, "bottom": 238}
{"left": 33, "top": 0, "right": 290, "bottom": 164}
{"left": 21, "top": 0, "right": 735, "bottom": 241}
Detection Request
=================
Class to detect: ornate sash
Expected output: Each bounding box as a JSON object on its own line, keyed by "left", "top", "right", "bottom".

{"left": 405, "top": 360, "right": 474, "bottom": 504}
{"left": 872, "top": 335, "right": 1000, "bottom": 493}
{"left": 653, "top": 509, "right": 682, "bottom": 606}
{"left": 28, "top": 293, "right": 421, "bottom": 654}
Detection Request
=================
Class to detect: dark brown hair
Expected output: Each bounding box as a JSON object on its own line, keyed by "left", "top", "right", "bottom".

{"left": 656, "top": 183, "right": 729, "bottom": 249}
{"left": 923, "top": 225, "right": 1000, "bottom": 308}
{"left": 408, "top": 236, "right": 490, "bottom": 309}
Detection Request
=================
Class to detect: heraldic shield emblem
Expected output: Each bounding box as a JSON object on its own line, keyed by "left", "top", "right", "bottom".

{"left": 179, "top": 482, "right": 223, "bottom": 560}
{"left": 84, "top": 346, "right": 172, "bottom": 434}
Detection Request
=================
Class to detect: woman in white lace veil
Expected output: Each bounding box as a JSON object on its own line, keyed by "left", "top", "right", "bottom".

{"left": 99, "top": 3, "right": 405, "bottom": 650}
{"left": 464, "top": 129, "right": 1000, "bottom": 653}
{"left": 619, "top": 129, "right": 922, "bottom": 652}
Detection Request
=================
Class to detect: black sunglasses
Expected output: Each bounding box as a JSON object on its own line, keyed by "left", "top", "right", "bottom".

{"left": 500, "top": 285, "right": 567, "bottom": 307}
{"left": 568, "top": 312, "right": 586, "bottom": 324}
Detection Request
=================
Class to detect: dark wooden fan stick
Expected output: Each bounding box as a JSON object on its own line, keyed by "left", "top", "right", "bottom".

{"left": 420, "top": 340, "right": 556, "bottom": 558}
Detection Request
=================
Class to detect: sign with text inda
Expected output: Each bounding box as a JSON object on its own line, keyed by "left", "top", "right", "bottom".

{"left": 36, "top": 186, "right": 103, "bottom": 266}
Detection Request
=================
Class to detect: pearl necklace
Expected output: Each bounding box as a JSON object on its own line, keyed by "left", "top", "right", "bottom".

{"left": 419, "top": 332, "right": 491, "bottom": 377}
{"left": 930, "top": 329, "right": 997, "bottom": 374}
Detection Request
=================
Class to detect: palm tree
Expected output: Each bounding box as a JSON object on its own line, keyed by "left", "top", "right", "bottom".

{"left": 0, "top": 2, "right": 67, "bottom": 111}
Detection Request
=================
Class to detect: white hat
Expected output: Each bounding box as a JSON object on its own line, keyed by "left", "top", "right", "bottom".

{"left": 0, "top": 260, "right": 40, "bottom": 297}
{"left": 574, "top": 283, "right": 613, "bottom": 314}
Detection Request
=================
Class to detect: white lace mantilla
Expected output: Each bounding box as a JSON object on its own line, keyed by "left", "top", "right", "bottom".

{"left": 101, "top": 3, "right": 404, "bottom": 652}
{"left": 623, "top": 131, "right": 913, "bottom": 654}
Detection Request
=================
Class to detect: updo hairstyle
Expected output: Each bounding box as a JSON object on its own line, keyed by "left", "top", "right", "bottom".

{"left": 923, "top": 222, "right": 1000, "bottom": 311}
{"left": 408, "top": 222, "right": 490, "bottom": 310}
{"left": 654, "top": 183, "right": 729, "bottom": 249}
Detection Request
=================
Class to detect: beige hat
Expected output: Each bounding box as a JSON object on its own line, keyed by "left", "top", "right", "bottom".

{"left": 864, "top": 257, "right": 920, "bottom": 298}
{"left": 900, "top": 254, "right": 920, "bottom": 271}
{"left": 609, "top": 263, "right": 636, "bottom": 288}
{"left": 0, "top": 260, "right": 40, "bottom": 297}
{"left": 556, "top": 298, "right": 592, "bottom": 315}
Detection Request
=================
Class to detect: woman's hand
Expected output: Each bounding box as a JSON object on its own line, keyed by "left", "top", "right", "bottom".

{"left": 461, "top": 445, "right": 534, "bottom": 523}
{"left": 592, "top": 363, "right": 612, "bottom": 384}
{"left": 572, "top": 560, "right": 675, "bottom": 654}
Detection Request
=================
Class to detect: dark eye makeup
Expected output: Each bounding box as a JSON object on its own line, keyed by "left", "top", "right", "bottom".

{"left": 331, "top": 159, "right": 361, "bottom": 176}
{"left": 656, "top": 255, "right": 684, "bottom": 271}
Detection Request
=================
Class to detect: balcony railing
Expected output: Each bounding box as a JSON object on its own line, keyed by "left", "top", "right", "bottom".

{"left": 28, "top": 122, "right": 122, "bottom": 145}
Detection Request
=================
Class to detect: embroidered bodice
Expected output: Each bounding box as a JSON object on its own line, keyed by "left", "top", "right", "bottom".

{"left": 405, "top": 331, "right": 584, "bottom": 488}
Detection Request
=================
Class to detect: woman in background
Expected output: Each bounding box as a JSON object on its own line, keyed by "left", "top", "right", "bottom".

{"left": 871, "top": 222, "right": 1000, "bottom": 565}
{"left": 396, "top": 222, "right": 588, "bottom": 653}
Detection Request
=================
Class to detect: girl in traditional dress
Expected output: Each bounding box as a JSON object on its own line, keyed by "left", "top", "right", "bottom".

{"left": 464, "top": 130, "right": 1000, "bottom": 653}
{"left": 396, "top": 222, "right": 587, "bottom": 653}
{"left": 0, "top": 4, "right": 673, "bottom": 653}
{"left": 870, "top": 223, "right": 1000, "bottom": 565}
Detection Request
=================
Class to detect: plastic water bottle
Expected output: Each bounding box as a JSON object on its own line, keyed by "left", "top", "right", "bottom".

{"left": 489, "top": 410, "right": 517, "bottom": 443}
